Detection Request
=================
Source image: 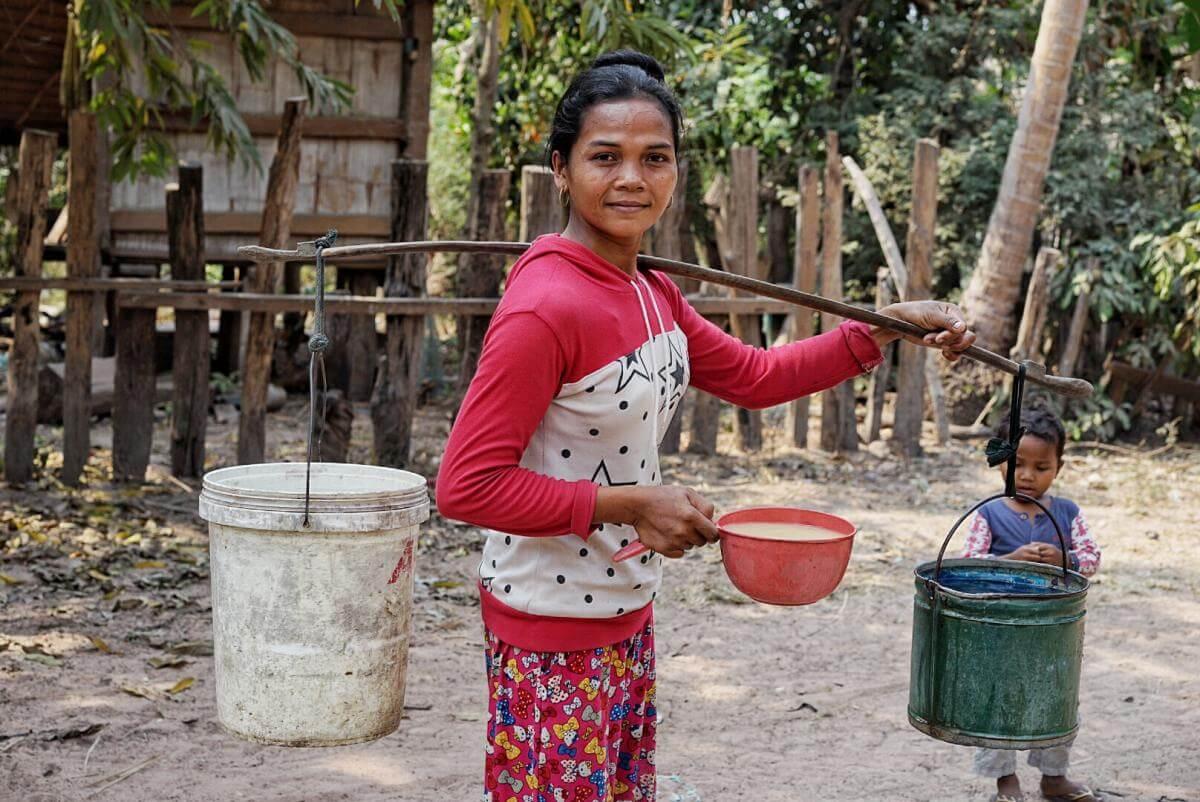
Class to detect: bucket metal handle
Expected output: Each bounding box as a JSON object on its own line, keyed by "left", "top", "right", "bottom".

{"left": 932, "top": 492, "right": 1071, "bottom": 585}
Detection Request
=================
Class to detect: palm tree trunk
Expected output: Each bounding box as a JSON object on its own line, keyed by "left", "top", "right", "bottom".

{"left": 960, "top": 0, "right": 1088, "bottom": 353}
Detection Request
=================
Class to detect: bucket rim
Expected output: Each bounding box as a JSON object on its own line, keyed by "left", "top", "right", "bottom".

{"left": 201, "top": 462, "right": 427, "bottom": 501}
{"left": 913, "top": 557, "right": 1089, "bottom": 601}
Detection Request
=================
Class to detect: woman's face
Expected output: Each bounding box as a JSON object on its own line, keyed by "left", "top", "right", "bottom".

{"left": 553, "top": 97, "right": 678, "bottom": 245}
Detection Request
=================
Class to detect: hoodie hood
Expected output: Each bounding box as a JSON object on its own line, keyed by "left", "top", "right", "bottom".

{"left": 508, "top": 233, "right": 642, "bottom": 292}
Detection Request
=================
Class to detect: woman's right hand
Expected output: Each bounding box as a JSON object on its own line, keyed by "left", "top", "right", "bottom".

{"left": 595, "top": 485, "right": 719, "bottom": 558}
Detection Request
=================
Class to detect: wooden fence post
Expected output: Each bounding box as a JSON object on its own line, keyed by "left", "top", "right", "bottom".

{"left": 167, "top": 163, "right": 208, "bottom": 478}
{"left": 653, "top": 160, "right": 690, "bottom": 454}
{"left": 237, "top": 97, "right": 305, "bottom": 465}
{"left": 112, "top": 303, "right": 156, "bottom": 482}
{"left": 1058, "top": 258, "right": 1096, "bottom": 379}
{"left": 519, "top": 165, "right": 562, "bottom": 241}
{"left": 894, "top": 139, "right": 939, "bottom": 455}
{"left": 62, "top": 111, "right": 101, "bottom": 484}
{"left": 346, "top": 270, "right": 380, "bottom": 401}
{"left": 1011, "top": 246, "right": 1061, "bottom": 364}
{"left": 788, "top": 165, "right": 821, "bottom": 448}
{"left": 215, "top": 264, "right": 241, "bottom": 375}
{"left": 457, "top": 168, "right": 510, "bottom": 391}
{"left": 728, "top": 146, "right": 763, "bottom": 452}
{"left": 819, "top": 133, "right": 856, "bottom": 452}
{"left": 865, "top": 267, "right": 894, "bottom": 443}
{"left": 3, "top": 129, "right": 56, "bottom": 484}
{"left": 371, "top": 159, "right": 429, "bottom": 468}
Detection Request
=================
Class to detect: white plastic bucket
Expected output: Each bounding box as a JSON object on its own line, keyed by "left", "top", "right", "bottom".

{"left": 198, "top": 462, "right": 429, "bottom": 746}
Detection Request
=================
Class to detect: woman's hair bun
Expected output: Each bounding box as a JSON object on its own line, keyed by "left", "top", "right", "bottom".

{"left": 591, "top": 49, "right": 666, "bottom": 83}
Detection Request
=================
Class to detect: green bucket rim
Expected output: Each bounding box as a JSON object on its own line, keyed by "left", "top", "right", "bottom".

{"left": 914, "top": 557, "right": 1090, "bottom": 602}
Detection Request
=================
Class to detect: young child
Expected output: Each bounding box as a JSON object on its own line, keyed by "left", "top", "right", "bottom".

{"left": 437, "top": 49, "right": 976, "bottom": 802}
{"left": 962, "top": 407, "right": 1102, "bottom": 802}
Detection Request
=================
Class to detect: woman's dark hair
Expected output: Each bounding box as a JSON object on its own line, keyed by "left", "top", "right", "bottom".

{"left": 547, "top": 49, "right": 684, "bottom": 164}
{"left": 996, "top": 406, "right": 1066, "bottom": 461}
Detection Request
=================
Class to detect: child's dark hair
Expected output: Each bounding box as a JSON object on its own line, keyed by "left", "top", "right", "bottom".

{"left": 547, "top": 50, "right": 684, "bottom": 164}
{"left": 997, "top": 407, "right": 1066, "bottom": 461}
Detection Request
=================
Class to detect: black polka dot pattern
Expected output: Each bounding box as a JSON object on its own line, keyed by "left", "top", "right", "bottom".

{"left": 579, "top": 547, "right": 588, "bottom": 557}
{"left": 619, "top": 446, "right": 628, "bottom": 454}
{"left": 619, "top": 401, "right": 629, "bottom": 410}
{"left": 584, "top": 594, "right": 593, "bottom": 604}
{"left": 561, "top": 449, "right": 571, "bottom": 458}
{"left": 589, "top": 428, "right": 599, "bottom": 436}
{"left": 556, "top": 574, "right": 565, "bottom": 584}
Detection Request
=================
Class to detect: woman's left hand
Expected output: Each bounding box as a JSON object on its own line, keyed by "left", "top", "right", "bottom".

{"left": 870, "top": 301, "right": 976, "bottom": 361}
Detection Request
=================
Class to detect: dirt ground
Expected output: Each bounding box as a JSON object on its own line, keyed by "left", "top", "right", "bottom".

{"left": 1, "top": 399, "right": 1198, "bottom": 802}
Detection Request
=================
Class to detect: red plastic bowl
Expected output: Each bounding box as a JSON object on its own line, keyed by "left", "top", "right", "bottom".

{"left": 717, "top": 507, "right": 857, "bottom": 606}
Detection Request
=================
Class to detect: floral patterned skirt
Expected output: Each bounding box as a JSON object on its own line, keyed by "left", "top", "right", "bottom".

{"left": 483, "top": 623, "right": 657, "bottom": 802}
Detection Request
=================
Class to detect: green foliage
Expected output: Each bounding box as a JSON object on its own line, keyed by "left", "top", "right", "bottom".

{"left": 1136, "top": 205, "right": 1200, "bottom": 358}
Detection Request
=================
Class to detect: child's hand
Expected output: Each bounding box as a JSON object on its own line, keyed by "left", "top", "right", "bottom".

{"left": 597, "top": 485, "right": 719, "bottom": 559}
{"left": 1005, "top": 543, "right": 1063, "bottom": 565}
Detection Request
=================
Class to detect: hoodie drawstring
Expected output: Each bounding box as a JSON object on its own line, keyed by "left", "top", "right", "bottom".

{"left": 630, "top": 278, "right": 662, "bottom": 455}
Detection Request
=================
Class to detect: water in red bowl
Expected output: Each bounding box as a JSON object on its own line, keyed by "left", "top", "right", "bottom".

{"left": 717, "top": 507, "right": 857, "bottom": 606}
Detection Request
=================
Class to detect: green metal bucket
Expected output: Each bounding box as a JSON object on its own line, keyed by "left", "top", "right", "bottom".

{"left": 908, "top": 494, "right": 1090, "bottom": 749}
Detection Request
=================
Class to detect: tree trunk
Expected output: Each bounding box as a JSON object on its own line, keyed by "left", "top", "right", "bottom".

{"left": 788, "top": 165, "right": 821, "bottom": 448}
{"left": 63, "top": 111, "right": 101, "bottom": 485}
{"left": 465, "top": 5, "right": 501, "bottom": 236}
{"left": 960, "top": 0, "right": 1089, "bottom": 353}
{"left": 167, "top": 163, "right": 209, "bottom": 478}
{"left": 238, "top": 97, "right": 305, "bottom": 465}
{"left": 372, "top": 159, "right": 429, "bottom": 469}
{"left": 3, "top": 129, "right": 56, "bottom": 484}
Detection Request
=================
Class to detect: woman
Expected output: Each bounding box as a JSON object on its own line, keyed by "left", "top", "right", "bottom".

{"left": 437, "top": 49, "right": 976, "bottom": 802}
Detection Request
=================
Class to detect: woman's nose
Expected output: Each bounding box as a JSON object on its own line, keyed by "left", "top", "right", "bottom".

{"left": 614, "top": 163, "right": 645, "bottom": 190}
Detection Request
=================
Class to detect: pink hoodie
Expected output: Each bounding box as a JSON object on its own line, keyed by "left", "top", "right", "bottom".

{"left": 437, "top": 235, "right": 882, "bottom": 651}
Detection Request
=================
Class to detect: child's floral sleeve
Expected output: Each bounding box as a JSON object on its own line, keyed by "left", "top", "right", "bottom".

{"left": 961, "top": 513, "right": 994, "bottom": 558}
{"left": 1070, "top": 511, "right": 1101, "bottom": 576}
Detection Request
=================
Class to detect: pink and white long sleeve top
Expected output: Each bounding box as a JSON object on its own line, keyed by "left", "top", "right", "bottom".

{"left": 436, "top": 235, "right": 884, "bottom": 651}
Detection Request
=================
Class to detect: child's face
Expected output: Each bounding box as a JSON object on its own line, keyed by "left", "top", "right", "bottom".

{"left": 999, "top": 434, "right": 1061, "bottom": 500}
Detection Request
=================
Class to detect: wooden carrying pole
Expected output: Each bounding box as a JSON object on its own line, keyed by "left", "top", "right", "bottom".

{"left": 167, "top": 163, "right": 208, "bottom": 478}
{"left": 788, "top": 164, "right": 821, "bottom": 448}
{"left": 3, "top": 129, "right": 56, "bottom": 484}
{"left": 370, "top": 159, "right": 429, "bottom": 469}
{"left": 62, "top": 111, "right": 102, "bottom": 484}
{"left": 236, "top": 240, "right": 1095, "bottom": 399}
{"left": 237, "top": 97, "right": 305, "bottom": 465}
